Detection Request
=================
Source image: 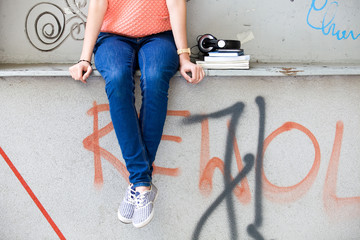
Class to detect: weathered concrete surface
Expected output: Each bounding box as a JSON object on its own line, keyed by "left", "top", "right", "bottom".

{"left": 2, "top": 63, "right": 360, "bottom": 77}
{"left": 1, "top": 0, "right": 360, "bottom": 64}
{"left": 1, "top": 75, "right": 360, "bottom": 239}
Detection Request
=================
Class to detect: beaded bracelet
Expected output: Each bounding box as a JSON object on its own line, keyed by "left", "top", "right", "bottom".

{"left": 77, "top": 59, "right": 92, "bottom": 66}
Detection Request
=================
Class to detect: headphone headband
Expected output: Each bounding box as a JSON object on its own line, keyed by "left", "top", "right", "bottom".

{"left": 198, "top": 34, "right": 241, "bottom": 53}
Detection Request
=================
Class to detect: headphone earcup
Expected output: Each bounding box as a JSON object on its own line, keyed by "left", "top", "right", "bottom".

{"left": 198, "top": 34, "right": 216, "bottom": 53}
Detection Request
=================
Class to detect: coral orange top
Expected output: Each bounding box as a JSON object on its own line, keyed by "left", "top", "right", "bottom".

{"left": 100, "top": 0, "right": 172, "bottom": 38}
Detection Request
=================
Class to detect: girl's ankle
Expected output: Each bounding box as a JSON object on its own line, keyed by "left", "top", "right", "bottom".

{"left": 135, "top": 186, "right": 150, "bottom": 193}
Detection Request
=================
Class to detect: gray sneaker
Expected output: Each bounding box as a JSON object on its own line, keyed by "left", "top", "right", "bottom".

{"left": 117, "top": 184, "right": 136, "bottom": 224}
{"left": 132, "top": 184, "right": 158, "bottom": 228}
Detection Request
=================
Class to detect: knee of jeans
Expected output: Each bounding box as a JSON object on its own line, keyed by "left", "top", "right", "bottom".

{"left": 142, "top": 68, "right": 172, "bottom": 97}
{"left": 104, "top": 68, "right": 133, "bottom": 98}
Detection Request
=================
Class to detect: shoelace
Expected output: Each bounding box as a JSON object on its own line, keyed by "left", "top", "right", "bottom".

{"left": 135, "top": 192, "right": 149, "bottom": 208}
{"left": 127, "top": 187, "right": 137, "bottom": 204}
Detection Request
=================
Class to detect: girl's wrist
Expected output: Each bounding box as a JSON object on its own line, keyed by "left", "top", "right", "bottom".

{"left": 179, "top": 53, "right": 190, "bottom": 63}
{"left": 78, "top": 59, "right": 92, "bottom": 66}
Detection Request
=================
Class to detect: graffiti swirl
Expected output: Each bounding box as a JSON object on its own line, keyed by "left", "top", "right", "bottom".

{"left": 25, "top": 1, "right": 87, "bottom": 52}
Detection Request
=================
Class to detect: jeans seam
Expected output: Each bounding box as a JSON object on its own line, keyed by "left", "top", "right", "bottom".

{"left": 130, "top": 44, "right": 137, "bottom": 77}
{"left": 131, "top": 49, "right": 149, "bottom": 175}
{"left": 139, "top": 48, "right": 147, "bottom": 134}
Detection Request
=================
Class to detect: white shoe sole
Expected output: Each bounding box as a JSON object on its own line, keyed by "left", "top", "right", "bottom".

{"left": 133, "top": 208, "right": 155, "bottom": 228}
{"left": 117, "top": 210, "right": 132, "bottom": 224}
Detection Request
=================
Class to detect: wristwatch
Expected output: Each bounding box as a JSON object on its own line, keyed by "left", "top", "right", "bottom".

{"left": 177, "top": 48, "right": 191, "bottom": 55}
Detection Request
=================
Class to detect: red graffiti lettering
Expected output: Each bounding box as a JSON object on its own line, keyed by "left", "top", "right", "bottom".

{"left": 262, "top": 122, "right": 321, "bottom": 203}
{"left": 199, "top": 118, "right": 251, "bottom": 205}
{"left": 324, "top": 121, "right": 360, "bottom": 219}
{"left": 83, "top": 103, "right": 360, "bottom": 220}
{"left": 83, "top": 101, "right": 187, "bottom": 187}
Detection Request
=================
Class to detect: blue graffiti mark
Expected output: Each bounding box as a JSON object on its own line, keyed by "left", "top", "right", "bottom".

{"left": 306, "top": 0, "right": 360, "bottom": 40}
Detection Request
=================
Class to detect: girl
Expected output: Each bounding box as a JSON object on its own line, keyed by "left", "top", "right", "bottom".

{"left": 69, "top": 0, "right": 204, "bottom": 228}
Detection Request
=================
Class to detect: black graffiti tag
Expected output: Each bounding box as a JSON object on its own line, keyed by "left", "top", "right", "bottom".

{"left": 184, "top": 97, "right": 266, "bottom": 240}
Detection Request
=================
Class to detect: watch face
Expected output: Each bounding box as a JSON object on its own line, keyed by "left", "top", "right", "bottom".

{"left": 218, "top": 40, "right": 226, "bottom": 48}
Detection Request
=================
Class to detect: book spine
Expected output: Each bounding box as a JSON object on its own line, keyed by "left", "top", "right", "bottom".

{"left": 204, "top": 55, "right": 250, "bottom": 62}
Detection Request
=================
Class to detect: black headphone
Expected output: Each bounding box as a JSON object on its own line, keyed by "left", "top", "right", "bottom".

{"left": 197, "top": 34, "right": 241, "bottom": 53}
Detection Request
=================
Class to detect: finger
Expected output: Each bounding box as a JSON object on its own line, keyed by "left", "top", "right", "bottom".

{"left": 181, "top": 69, "right": 192, "bottom": 83}
{"left": 187, "top": 69, "right": 194, "bottom": 83}
{"left": 79, "top": 68, "right": 87, "bottom": 83}
{"left": 186, "top": 67, "right": 195, "bottom": 83}
{"left": 77, "top": 66, "right": 84, "bottom": 81}
{"left": 198, "top": 68, "right": 205, "bottom": 83}
{"left": 196, "top": 67, "right": 205, "bottom": 83}
{"left": 191, "top": 72, "right": 197, "bottom": 84}
{"left": 69, "top": 67, "right": 76, "bottom": 80}
{"left": 195, "top": 67, "right": 201, "bottom": 83}
{"left": 191, "top": 67, "right": 200, "bottom": 84}
{"left": 80, "top": 65, "right": 90, "bottom": 83}
{"left": 83, "top": 66, "right": 92, "bottom": 82}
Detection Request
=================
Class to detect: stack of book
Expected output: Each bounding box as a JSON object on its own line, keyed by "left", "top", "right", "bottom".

{"left": 196, "top": 49, "right": 250, "bottom": 70}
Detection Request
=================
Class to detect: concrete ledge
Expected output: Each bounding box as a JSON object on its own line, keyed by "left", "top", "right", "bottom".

{"left": 1, "top": 63, "right": 360, "bottom": 77}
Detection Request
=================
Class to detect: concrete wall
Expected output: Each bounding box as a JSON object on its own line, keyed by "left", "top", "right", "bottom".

{"left": 1, "top": 0, "right": 360, "bottom": 239}
{"left": 1, "top": 75, "right": 360, "bottom": 239}
{"left": 1, "top": 0, "right": 360, "bottom": 63}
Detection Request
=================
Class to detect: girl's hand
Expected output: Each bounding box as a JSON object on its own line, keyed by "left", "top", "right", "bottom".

{"left": 179, "top": 56, "right": 205, "bottom": 84}
{"left": 69, "top": 61, "right": 92, "bottom": 83}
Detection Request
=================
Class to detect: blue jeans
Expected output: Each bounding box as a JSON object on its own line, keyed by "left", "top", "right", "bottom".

{"left": 93, "top": 31, "right": 179, "bottom": 188}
